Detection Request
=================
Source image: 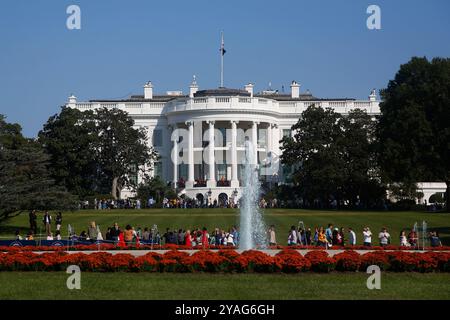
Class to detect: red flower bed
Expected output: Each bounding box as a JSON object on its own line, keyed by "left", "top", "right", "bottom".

{"left": 0, "top": 250, "right": 449, "bottom": 273}
{"left": 334, "top": 251, "right": 361, "bottom": 272}
{"left": 359, "top": 251, "right": 390, "bottom": 271}
{"left": 304, "top": 251, "right": 335, "bottom": 272}
{"left": 275, "top": 250, "right": 311, "bottom": 272}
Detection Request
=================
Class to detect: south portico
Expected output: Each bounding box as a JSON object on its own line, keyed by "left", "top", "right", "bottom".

{"left": 168, "top": 116, "right": 280, "bottom": 202}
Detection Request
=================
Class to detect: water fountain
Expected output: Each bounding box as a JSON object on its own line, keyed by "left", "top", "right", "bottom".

{"left": 239, "top": 137, "right": 267, "bottom": 250}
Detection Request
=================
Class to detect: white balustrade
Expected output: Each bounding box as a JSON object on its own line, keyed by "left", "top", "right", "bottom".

{"left": 72, "top": 97, "right": 380, "bottom": 116}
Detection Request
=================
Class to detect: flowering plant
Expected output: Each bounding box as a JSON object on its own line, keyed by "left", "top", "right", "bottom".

{"left": 304, "top": 251, "right": 335, "bottom": 272}
{"left": 0, "top": 250, "right": 449, "bottom": 273}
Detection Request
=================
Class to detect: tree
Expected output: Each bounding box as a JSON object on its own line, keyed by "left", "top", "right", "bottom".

{"left": 39, "top": 107, "right": 158, "bottom": 199}
{"left": 136, "top": 177, "right": 176, "bottom": 206}
{"left": 377, "top": 57, "right": 450, "bottom": 211}
{"left": 38, "top": 107, "right": 98, "bottom": 197}
{"left": 94, "top": 108, "right": 157, "bottom": 199}
{"left": 280, "top": 106, "right": 345, "bottom": 207}
{"left": 280, "top": 106, "right": 383, "bottom": 209}
{"left": 0, "top": 115, "right": 76, "bottom": 222}
{"left": 338, "top": 109, "right": 384, "bottom": 207}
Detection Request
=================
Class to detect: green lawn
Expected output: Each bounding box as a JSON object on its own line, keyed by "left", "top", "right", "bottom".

{"left": 1, "top": 208, "right": 449, "bottom": 246}
{"left": 0, "top": 272, "right": 448, "bottom": 300}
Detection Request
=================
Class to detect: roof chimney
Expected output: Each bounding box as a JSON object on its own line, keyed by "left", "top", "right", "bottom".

{"left": 144, "top": 81, "right": 153, "bottom": 99}
{"left": 290, "top": 80, "right": 300, "bottom": 99}
{"left": 369, "top": 88, "right": 377, "bottom": 101}
{"left": 244, "top": 83, "right": 254, "bottom": 97}
{"left": 68, "top": 94, "right": 77, "bottom": 104}
{"left": 189, "top": 75, "right": 199, "bottom": 98}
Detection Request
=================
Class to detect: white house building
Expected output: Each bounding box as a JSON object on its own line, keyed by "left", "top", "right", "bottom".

{"left": 67, "top": 78, "right": 445, "bottom": 205}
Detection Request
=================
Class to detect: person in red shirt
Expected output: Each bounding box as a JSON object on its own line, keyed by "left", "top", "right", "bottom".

{"left": 118, "top": 231, "right": 126, "bottom": 248}
{"left": 201, "top": 227, "right": 209, "bottom": 248}
{"left": 185, "top": 230, "right": 192, "bottom": 247}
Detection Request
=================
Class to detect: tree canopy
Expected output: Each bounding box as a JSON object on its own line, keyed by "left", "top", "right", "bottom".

{"left": 0, "top": 115, "right": 75, "bottom": 222}
{"left": 377, "top": 57, "right": 450, "bottom": 210}
{"left": 280, "top": 106, "right": 384, "bottom": 209}
{"left": 39, "top": 107, "right": 157, "bottom": 199}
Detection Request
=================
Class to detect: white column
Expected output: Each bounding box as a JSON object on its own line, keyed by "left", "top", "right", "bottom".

{"left": 207, "top": 120, "right": 216, "bottom": 187}
{"left": 267, "top": 123, "right": 272, "bottom": 152}
{"left": 252, "top": 121, "right": 258, "bottom": 164}
{"left": 231, "top": 120, "right": 239, "bottom": 187}
{"left": 186, "top": 121, "right": 194, "bottom": 188}
{"left": 172, "top": 124, "right": 178, "bottom": 188}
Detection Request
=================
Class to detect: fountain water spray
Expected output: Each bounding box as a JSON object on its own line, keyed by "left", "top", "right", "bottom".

{"left": 239, "top": 137, "right": 267, "bottom": 250}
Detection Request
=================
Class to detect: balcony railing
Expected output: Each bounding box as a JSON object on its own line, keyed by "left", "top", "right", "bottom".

{"left": 194, "top": 180, "right": 207, "bottom": 188}
{"left": 216, "top": 180, "right": 230, "bottom": 187}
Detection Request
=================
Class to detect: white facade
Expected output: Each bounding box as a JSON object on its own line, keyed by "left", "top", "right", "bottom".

{"left": 416, "top": 182, "right": 447, "bottom": 204}
{"left": 68, "top": 79, "right": 384, "bottom": 203}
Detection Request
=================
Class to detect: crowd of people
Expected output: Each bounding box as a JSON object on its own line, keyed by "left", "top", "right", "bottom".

{"left": 78, "top": 196, "right": 284, "bottom": 210}
{"left": 285, "top": 224, "right": 443, "bottom": 248}
{"left": 16, "top": 210, "right": 444, "bottom": 249}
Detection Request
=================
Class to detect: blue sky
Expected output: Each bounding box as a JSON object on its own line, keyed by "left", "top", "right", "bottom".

{"left": 1, "top": 0, "right": 449, "bottom": 137}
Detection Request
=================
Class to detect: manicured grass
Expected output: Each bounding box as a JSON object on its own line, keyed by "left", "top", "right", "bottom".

{"left": 1, "top": 209, "right": 449, "bottom": 246}
{"left": 0, "top": 272, "right": 448, "bottom": 300}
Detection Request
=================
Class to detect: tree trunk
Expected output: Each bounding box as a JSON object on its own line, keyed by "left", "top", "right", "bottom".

{"left": 446, "top": 181, "right": 450, "bottom": 213}
{"left": 111, "top": 177, "right": 118, "bottom": 200}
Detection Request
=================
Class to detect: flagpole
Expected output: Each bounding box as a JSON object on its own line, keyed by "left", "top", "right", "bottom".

{"left": 220, "top": 31, "right": 224, "bottom": 88}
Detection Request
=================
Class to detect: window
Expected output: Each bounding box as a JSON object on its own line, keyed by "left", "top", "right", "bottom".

{"left": 154, "top": 161, "right": 162, "bottom": 178}
{"left": 153, "top": 129, "right": 163, "bottom": 147}
{"left": 218, "top": 128, "right": 226, "bottom": 147}
{"left": 179, "top": 164, "right": 188, "bottom": 180}
{"left": 129, "top": 164, "right": 138, "bottom": 185}
{"left": 258, "top": 128, "right": 267, "bottom": 147}
{"left": 282, "top": 129, "right": 291, "bottom": 138}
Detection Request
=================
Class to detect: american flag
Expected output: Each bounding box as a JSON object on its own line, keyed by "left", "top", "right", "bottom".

{"left": 220, "top": 32, "right": 226, "bottom": 56}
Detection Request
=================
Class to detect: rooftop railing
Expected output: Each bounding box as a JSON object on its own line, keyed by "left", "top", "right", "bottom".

{"left": 70, "top": 97, "right": 380, "bottom": 115}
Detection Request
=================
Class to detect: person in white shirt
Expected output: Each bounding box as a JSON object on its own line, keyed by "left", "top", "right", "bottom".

{"left": 378, "top": 227, "right": 390, "bottom": 247}
{"left": 268, "top": 225, "right": 277, "bottom": 246}
{"left": 399, "top": 230, "right": 410, "bottom": 247}
{"left": 288, "top": 226, "right": 297, "bottom": 245}
{"left": 363, "top": 227, "right": 372, "bottom": 246}
{"left": 15, "top": 230, "right": 23, "bottom": 240}
{"left": 227, "top": 233, "right": 234, "bottom": 246}
{"left": 348, "top": 228, "right": 356, "bottom": 246}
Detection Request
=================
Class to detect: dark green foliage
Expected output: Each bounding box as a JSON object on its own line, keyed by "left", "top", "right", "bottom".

{"left": 38, "top": 107, "right": 98, "bottom": 197}
{"left": 280, "top": 106, "right": 384, "bottom": 208}
{"left": 377, "top": 57, "right": 450, "bottom": 210}
{"left": 93, "top": 108, "right": 157, "bottom": 199}
{"left": 39, "top": 107, "right": 157, "bottom": 199}
{"left": 0, "top": 115, "right": 76, "bottom": 221}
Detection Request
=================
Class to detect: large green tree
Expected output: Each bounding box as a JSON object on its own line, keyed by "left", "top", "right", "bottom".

{"left": 280, "top": 106, "right": 345, "bottom": 207}
{"left": 377, "top": 57, "right": 450, "bottom": 210}
{"left": 39, "top": 107, "right": 98, "bottom": 197}
{"left": 338, "top": 109, "right": 384, "bottom": 207}
{"left": 93, "top": 107, "right": 157, "bottom": 199}
{"left": 39, "top": 107, "right": 157, "bottom": 199}
{"left": 0, "top": 115, "right": 75, "bottom": 222}
{"left": 280, "top": 106, "right": 383, "bottom": 208}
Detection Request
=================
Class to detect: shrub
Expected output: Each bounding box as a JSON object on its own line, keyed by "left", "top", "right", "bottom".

{"left": 304, "top": 251, "right": 335, "bottom": 273}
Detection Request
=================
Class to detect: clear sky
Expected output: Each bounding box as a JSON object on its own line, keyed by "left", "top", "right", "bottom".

{"left": 1, "top": 0, "right": 449, "bottom": 137}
